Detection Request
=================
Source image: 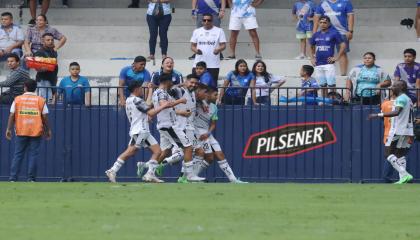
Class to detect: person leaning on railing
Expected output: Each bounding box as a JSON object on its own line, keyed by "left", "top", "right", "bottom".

{"left": 345, "top": 52, "right": 391, "bottom": 105}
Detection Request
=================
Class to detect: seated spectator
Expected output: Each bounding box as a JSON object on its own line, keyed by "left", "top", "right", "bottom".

{"left": 151, "top": 57, "right": 183, "bottom": 86}
{"left": 249, "top": 60, "right": 286, "bottom": 105}
{"left": 393, "top": 48, "right": 420, "bottom": 106}
{"left": 218, "top": 59, "right": 254, "bottom": 105}
{"left": 194, "top": 61, "right": 216, "bottom": 90}
{"left": 0, "top": 54, "right": 31, "bottom": 104}
{"left": 28, "top": 0, "right": 50, "bottom": 25}
{"left": 34, "top": 33, "right": 58, "bottom": 101}
{"left": 24, "top": 14, "right": 66, "bottom": 56}
{"left": 346, "top": 52, "right": 391, "bottom": 105}
{"left": 118, "top": 56, "right": 151, "bottom": 106}
{"left": 299, "top": 64, "right": 319, "bottom": 105}
{"left": 58, "top": 62, "right": 91, "bottom": 106}
{"left": 0, "top": 12, "right": 24, "bottom": 60}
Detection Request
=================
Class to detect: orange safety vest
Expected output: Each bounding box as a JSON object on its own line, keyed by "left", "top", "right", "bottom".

{"left": 14, "top": 94, "right": 46, "bottom": 137}
{"left": 381, "top": 100, "right": 393, "bottom": 145}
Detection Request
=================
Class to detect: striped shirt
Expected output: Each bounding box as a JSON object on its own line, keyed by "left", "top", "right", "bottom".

{"left": 0, "top": 67, "right": 31, "bottom": 97}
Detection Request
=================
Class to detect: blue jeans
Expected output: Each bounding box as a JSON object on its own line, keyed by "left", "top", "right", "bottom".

{"left": 9, "top": 136, "right": 42, "bottom": 181}
{"left": 146, "top": 14, "right": 172, "bottom": 55}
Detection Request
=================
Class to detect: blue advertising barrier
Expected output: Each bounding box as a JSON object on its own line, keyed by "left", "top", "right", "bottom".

{"left": 0, "top": 87, "right": 419, "bottom": 183}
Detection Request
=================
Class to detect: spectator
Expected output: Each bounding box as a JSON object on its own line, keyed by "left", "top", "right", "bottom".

{"left": 248, "top": 60, "right": 286, "bottom": 105}
{"left": 33, "top": 32, "right": 58, "bottom": 101}
{"left": 292, "top": 0, "right": 315, "bottom": 60}
{"left": 58, "top": 62, "right": 91, "bottom": 106}
{"left": 189, "top": 0, "right": 226, "bottom": 60}
{"left": 313, "top": 0, "right": 354, "bottom": 76}
{"left": 309, "top": 16, "right": 345, "bottom": 97}
{"left": 118, "top": 56, "right": 151, "bottom": 106}
{"left": 226, "top": 0, "right": 263, "bottom": 60}
{"left": 299, "top": 64, "right": 319, "bottom": 105}
{"left": 190, "top": 13, "right": 226, "bottom": 85}
{"left": 0, "top": 12, "right": 24, "bottom": 60}
{"left": 0, "top": 54, "right": 31, "bottom": 104}
{"left": 5, "top": 79, "right": 52, "bottom": 182}
{"left": 28, "top": 0, "right": 50, "bottom": 26}
{"left": 218, "top": 59, "right": 254, "bottom": 105}
{"left": 146, "top": 0, "right": 173, "bottom": 61}
{"left": 346, "top": 52, "right": 391, "bottom": 105}
{"left": 394, "top": 48, "right": 420, "bottom": 106}
{"left": 151, "top": 57, "right": 183, "bottom": 86}
{"left": 24, "top": 14, "right": 67, "bottom": 57}
{"left": 194, "top": 61, "right": 216, "bottom": 90}
{"left": 128, "top": 0, "right": 140, "bottom": 8}
{"left": 417, "top": 0, "right": 420, "bottom": 42}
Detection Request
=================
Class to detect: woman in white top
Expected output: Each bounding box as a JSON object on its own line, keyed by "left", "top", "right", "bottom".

{"left": 249, "top": 60, "right": 286, "bottom": 105}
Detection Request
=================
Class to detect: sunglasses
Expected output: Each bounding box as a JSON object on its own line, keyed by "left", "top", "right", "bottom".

{"left": 202, "top": 19, "right": 212, "bottom": 22}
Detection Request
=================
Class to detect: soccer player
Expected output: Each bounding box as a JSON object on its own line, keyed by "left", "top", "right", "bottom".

{"left": 369, "top": 81, "right": 414, "bottom": 184}
{"left": 309, "top": 16, "right": 345, "bottom": 97}
{"left": 193, "top": 86, "right": 247, "bottom": 183}
{"left": 105, "top": 81, "right": 172, "bottom": 183}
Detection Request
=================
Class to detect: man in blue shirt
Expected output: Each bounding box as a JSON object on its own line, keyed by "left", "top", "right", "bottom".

{"left": 58, "top": 62, "right": 91, "bottom": 105}
{"left": 313, "top": 0, "right": 354, "bottom": 76}
{"left": 309, "top": 16, "right": 345, "bottom": 97}
{"left": 118, "top": 56, "right": 151, "bottom": 107}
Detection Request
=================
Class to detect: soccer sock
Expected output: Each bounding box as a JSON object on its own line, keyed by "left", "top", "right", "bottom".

{"left": 110, "top": 159, "right": 124, "bottom": 173}
{"left": 146, "top": 159, "right": 158, "bottom": 174}
{"left": 182, "top": 161, "right": 194, "bottom": 177}
{"left": 192, "top": 156, "right": 204, "bottom": 174}
{"left": 195, "top": 160, "right": 210, "bottom": 175}
{"left": 217, "top": 159, "right": 237, "bottom": 182}
{"left": 163, "top": 151, "right": 184, "bottom": 165}
{"left": 387, "top": 155, "right": 408, "bottom": 179}
{"left": 397, "top": 156, "right": 408, "bottom": 179}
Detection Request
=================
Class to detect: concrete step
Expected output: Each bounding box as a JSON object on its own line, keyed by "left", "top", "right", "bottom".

{"left": 1, "top": 8, "right": 416, "bottom": 27}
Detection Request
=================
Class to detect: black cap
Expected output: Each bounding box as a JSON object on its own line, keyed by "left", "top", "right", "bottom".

{"left": 134, "top": 56, "right": 146, "bottom": 63}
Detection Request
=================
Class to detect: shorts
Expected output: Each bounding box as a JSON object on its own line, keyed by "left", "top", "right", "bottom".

{"left": 229, "top": 16, "right": 258, "bottom": 30}
{"left": 159, "top": 127, "right": 192, "bottom": 150}
{"left": 296, "top": 31, "right": 312, "bottom": 39}
{"left": 186, "top": 129, "right": 198, "bottom": 148}
{"left": 129, "top": 132, "right": 158, "bottom": 149}
{"left": 385, "top": 135, "right": 413, "bottom": 148}
{"left": 200, "top": 135, "right": 222, "bottom": 154}
{"left": 314, "top": 64, "right": 336, "bottom": 87}
{"left": 336, "top": 34, "right": 350, "bottom": 53}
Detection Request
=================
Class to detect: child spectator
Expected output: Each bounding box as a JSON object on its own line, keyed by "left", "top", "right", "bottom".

{"left": 299, "top": 64, "right": 319, "bottom": 105}
{"left": 58, "top": 62, "right": 91, "bottom": 106}
{"left": 292, "top": 0, "right": 315, "bottom": 60}
{"left": 194, "top": 61, "right": 216, "bottom": 90}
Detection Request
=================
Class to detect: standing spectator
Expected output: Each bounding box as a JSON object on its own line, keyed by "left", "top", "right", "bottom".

{"left": 0, "top": 12, "right": 24, "bottom": 60}
{"left": 151, "top": 57, "right": 183, "bottom": 86}
{"left": 218, "top": 59, "right": 254, "bottom": 105}
{"left": 118, "top": 56, "right": 151, "bottom": 106}
{"left": 33, "top": 33, "right": 58, "bottom": 101}
{"left": 58, "top": 62, "right": 91, "bottom": 106}
{"left": 28, "top": 0, "right": 50, "bottom": 26}
{"left": 128, "top": 0, "right": 140, "bottom": 8}
{"left": 189, "top": 0, "right": 226, "bottom": 60}
{"left": 194, "top": 61, "right": 216, "bottom": 90}
{"left": 0, "top": 54, "right": 31, "bottom": 104}
{"left": 226, "top": 0, "right": 263, "bottom": 60}
{"left": 299, "top": 65, "right": 319, "bottom": 105}
{"left": 248, "top": 60, "right": 286, "bottom": 105}
{"left": 190, "top": 13, "right": 226, "bottom": 85}
{"left": 292, "top": 0, "right": 315, "bottom": 60}
{"left": 394, "top": 48, "right": 420, "bottom": 106}
{"left": 313, "top": 0, "right": 354, "bottom": 76}
{"left": 5, "top": 79, "right": 52, "bottom": 182}
{"left": 24, "top": 14, "right": 67, "bottom": 57}
{"left": 346, "top": 52, "right": 391, "bottom": 105}
{"left": 146, "top": 0, "right": 173, "bottom": 61}
{"left": 416, "top": 0, "right": 420, "bottom": 42}
{"left": 309, "top": 16, "right": 345, "bottom": 97}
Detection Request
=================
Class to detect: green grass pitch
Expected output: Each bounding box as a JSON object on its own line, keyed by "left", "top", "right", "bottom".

{"left": 0, "top": 183, "right": 419, "bottom": 240}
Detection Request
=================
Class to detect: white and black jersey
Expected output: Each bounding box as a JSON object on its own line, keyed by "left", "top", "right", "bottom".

{"left": 172, "top": 87, "right": 196, "bottom": 131}
{"left": 126, "top": 95, "right": 151, "bottom": 136}
{"left": 152, "top": 88, "right": 176, "bottom": 129}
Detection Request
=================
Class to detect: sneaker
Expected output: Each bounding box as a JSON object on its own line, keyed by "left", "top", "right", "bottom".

{"left": 188, "top": 54, "right": 196, "bottom": 60}
{"left": 232, "top": 178, "right": 248, "bottom": 184}
{"left": 294, "top": 54, "right": 305, "bottom": 60}
{"left": 394, "top": 174, "right": 413, "bottom": 184}
{"left": 224, "top": 55, "right": 236, "bottom": 60}
{"left": 186, "top": 175, "right": 206, "bottom": 182}
{"left": 28, "top": 19, "right": 36, "bottom": 26}
{"left": 105, "top": 169, "right": 117, "bottom": 183}
{"left": 155, "top": 163, "right": 165, "bottom": 176}
{"left": 136, "top": 162, "right": 147, "bottom": 177}
{"left": 177, "top": 176, "right": 189, "bottom": 183}
{"left": 128, "top": 3, "right": 139, "bottom": 8}
{"left": 142, "top": 173, "right": 164, "bottom": 183}
{"left": 255, "top": 54, "right": 262, "bottom": 60}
